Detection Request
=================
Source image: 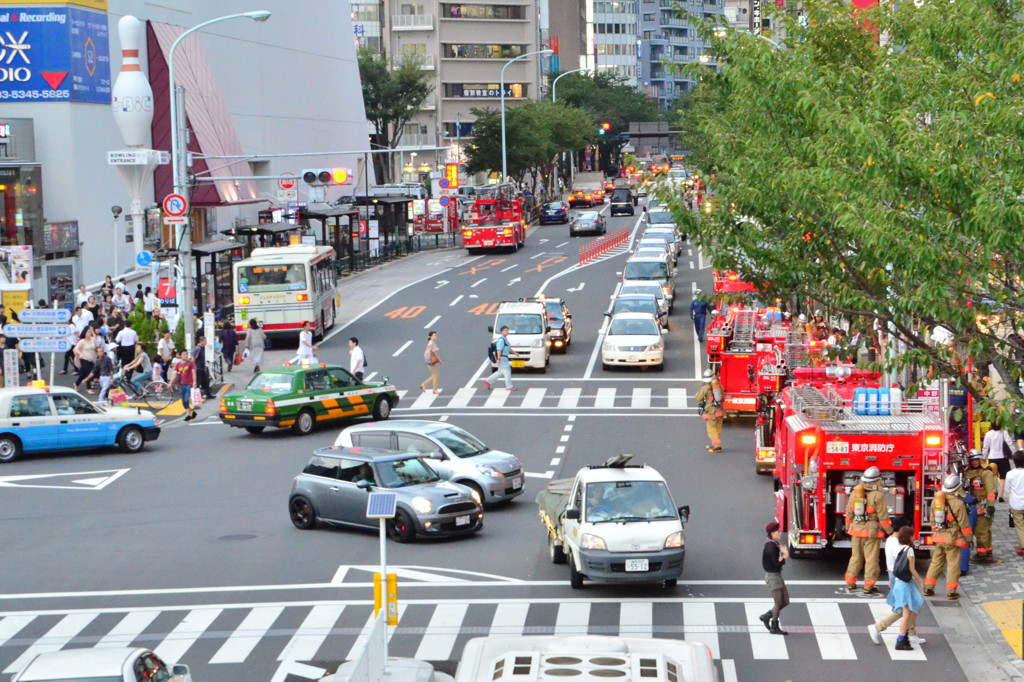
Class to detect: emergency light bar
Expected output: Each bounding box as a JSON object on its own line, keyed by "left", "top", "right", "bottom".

{"left": 925, "top": 433, "right": 942, "bottom": 447}
{"left": 801, "top": 434, "right": 817, "bottom": 445}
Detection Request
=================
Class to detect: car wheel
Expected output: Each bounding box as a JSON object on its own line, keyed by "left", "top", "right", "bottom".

{"left": 601, "top": 362, "right": 610, "bottom": 371}
{"left": 0, "top": 434, "right": 22, "bottom": 463}
{"left": 245, "top": 426, "right": 265, "bottom": 434}
{"left": 289, "top": 496, "right": 317, "bottom": 530}
{"left": 569, "top": 553, "right": 585, "bottom": 589}
{"left": 464, "top": 481, "right": 485, "bottom": 505}
{"left": 117, "top": 426, "right": 145, "bottom": 453}
{"left": 372, "top": 397, "right": 392, "bottom": 421}
{"left": 387, "top": 509, "right": 416, "bottom": 543}
{"left": 655, "top": 361, "right": 665, "bottom": 372}
{"left": 549, "top": 533, "right": 567, "bottom": 564}
{"left": 663, "top": 579, "right": 678, "bottom": 589}
{"left": 292, "top": 408, "right": 316, "bottom": 435}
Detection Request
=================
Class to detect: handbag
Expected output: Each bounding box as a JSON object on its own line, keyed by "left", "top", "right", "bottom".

{"left": 429, "top": 351, "right": 440, "bottom": 365}
{"left": 893, "top": 546, "right": 912, "bottom": 582}
{"left": 190, "top": 387, "right": 203, "bottom": 408}
{"left": 1011, "top": 511, "right": 1016, "bottom": 529}
{"left": 234, "top": 350, "right": 244, "bottom": 366}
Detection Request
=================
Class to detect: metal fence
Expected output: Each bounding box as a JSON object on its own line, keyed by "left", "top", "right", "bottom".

{"left": 336, "top": 233, "right": 460, "bottom": 278}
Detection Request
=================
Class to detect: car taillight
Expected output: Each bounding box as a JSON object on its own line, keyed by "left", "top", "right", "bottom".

{"left": 219, "top": 398, "right": 227, "bottom": 413}
{"left": 265, "top": 400, "right": 276, "bottom": 415}
{"left": 296, "top": 293, "right": 308, "bottom": 302}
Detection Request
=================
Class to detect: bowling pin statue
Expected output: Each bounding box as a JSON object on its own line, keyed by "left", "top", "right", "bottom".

{"left": 111, "top": 15, "right": 153, "bottom": 148}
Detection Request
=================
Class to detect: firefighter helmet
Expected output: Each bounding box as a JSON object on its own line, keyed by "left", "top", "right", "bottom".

{"left": 861, "top": 466, "right": 881, "bottom": 483}
{"left": 694, "top": 288, "right": 702, "bottom": 296}
{"left": 942, "top": 473, "right": 962, "bottom": 493}
{"left": 703, "top": 369, "right": 714, "bottom": 380}
{"left": 798, "top": 314, "right": 807, "bottom": 322}
{"left": 968, "top": 449, "right": 984, "bottom": 461}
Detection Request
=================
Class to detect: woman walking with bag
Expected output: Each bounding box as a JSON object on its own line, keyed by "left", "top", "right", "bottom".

{"left": 178, "top": 350, "right": 198, "bottom": 422}
{"left": 243, "top": 319, "right": 266, "bottom": 374}
{"left": 73, "top": 326, "right": 99, "bottom": 394}
{"left": 889, "top": 525, "right": 925, "bottom": 651}
{"left": 759, "top": 521, "right": 790, "bottom": 635}
{"left": 419, "top": 330, "right": 442, "bottom": 394}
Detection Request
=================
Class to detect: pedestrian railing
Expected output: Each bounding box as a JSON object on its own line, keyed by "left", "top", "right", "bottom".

{"left": 336, "top": 233, "right": 460, "bottom": 278}
{"left": 333, "top": 609, "right": 387, "bottom": 681}
{"left": 579, "top": 226, "right": 629, "bottom": 265}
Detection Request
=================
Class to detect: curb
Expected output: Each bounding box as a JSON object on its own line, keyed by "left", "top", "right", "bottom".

{"left": 954, "top": 589, "right": 1024, "bottom": 680}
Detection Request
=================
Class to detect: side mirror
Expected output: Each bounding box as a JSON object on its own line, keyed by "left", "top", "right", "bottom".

{"left": 565, "top": 508, "right": 580, "bottom": 521}
{"left": 356, "top": 480, "right": 372, "bottom": 491}
{"left": 661, "top": 328, "right": 668, "bottom": 335}
{"left": 678, "top": 505, "right": 690, "bottom": 522}
{"left": 429, "top": 451, "right": 445, "bottom": 460}
{"left": 603, "top": 311, "right": 611, "bottom": 317}
{"left": 382, "top": 375, "right": 390, "bottom": 384}
{"left": 487, "top": 325, "right": 494, "bottom": 333}
{"left": 643, "top": 205, "right": 648, "bottom": 212}
{"left": 546, "top": 326, "right": 552, "bottom": 333}
{"left": 172, "top": 666, "right": 190, "bottom": 676}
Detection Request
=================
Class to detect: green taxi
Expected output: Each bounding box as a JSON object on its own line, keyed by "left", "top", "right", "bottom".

{"left": 219, "top": 364, "right": 399, "bottom": 436}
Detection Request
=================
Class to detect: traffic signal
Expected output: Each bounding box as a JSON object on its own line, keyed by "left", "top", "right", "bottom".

{"left": 302, "top": 168, "right": 352, "bottom": 185}
{"left": 600, "top": 121, "right": 611, "bottom": 135}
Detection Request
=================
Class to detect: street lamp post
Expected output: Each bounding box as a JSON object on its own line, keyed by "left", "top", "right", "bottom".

{"left": 170, "top": 10, "right": 271, "bottom": 350}
{"left": 551, "top": 67, "right": 591, "bottom": 104}
{"left": 501, "top": 48, "right": 553, "bottom": 184}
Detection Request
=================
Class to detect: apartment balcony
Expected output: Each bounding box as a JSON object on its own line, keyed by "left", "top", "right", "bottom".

{"left": 415, "top": 54, "right": 436, "bottom": 70}
{"left": 392, "top": 14, "right": 435, "bottom": 30}
{"left": 399, "top": 131, "right": 436, "bottom": 148}
{"left": 659, "top": 16, "right": 689, "bottom": 29}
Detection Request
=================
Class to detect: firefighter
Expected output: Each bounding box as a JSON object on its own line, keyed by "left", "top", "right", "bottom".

{"left": 798, "top": 313, "right": 813, "bottom": 335}
{"left": 924, "top": 474, "right": 972, "bottom": 600}
{"left": 695, "top": 369, "right": 724, "bottom": 453}
{"left": 844, "top": 466, "right": 895, "bottom": 594}
{"left": 964, "top": 449, "right": 998, "bottom": 561}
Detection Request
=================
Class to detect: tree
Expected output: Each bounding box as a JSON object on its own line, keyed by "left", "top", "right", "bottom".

{"left": 671, "top": 0, "right": 1024, "bottom": 424}
{"left": 358, "top": 48, "right": 433, "bottom": 184}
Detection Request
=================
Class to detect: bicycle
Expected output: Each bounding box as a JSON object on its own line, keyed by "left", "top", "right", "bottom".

{"left": 110, "top": 371, "right": 176, "bottom": 412}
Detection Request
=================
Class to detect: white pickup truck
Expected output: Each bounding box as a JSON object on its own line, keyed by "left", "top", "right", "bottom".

{"left": 537, "top": 454, "right": 689, "bottom": 589}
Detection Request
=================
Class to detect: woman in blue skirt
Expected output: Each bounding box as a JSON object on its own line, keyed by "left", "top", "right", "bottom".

{"left": 888, "top": 525, "right": 925, "bottom": 650}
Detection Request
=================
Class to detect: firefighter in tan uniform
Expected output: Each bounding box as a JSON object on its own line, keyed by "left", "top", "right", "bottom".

{"left": 844, "top": 467, "right": 894, "bottom": 594}
{"left": 695, "top": 369, "right": 724, "bottom": 453}
{"left": 964, "top": 449, "right": 998, "bottom": 561}
{"left": 924, "top": 474, "right": 972, "bottom": 600}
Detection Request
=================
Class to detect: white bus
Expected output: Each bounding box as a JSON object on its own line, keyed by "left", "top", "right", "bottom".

{"left": 233, "top": 245, "right": 339, "bottom": 338}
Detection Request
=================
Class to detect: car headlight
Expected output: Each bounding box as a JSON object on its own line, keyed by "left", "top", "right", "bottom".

{"left": 647, "top": 343, "right": 663, "bottom": 352}
{"left": 476, "top": 464, "right": 502, "bottom": 477}
{"left": 581, "top": 533, "right": 607, "bottom": 550}
{"left": 532, "top": 338, "right": 544, "bottom": 347}
{"left": 411, "top": 497, "right": 433, "bottom": 514}
{"left": 468, "top": 488, "right": 482, "bottom": 504}
{"left": 603, "top": 342, "right": 615, "bottom": 352}
{"left": 664, "top": 531, "right": 684, "bottom": 549}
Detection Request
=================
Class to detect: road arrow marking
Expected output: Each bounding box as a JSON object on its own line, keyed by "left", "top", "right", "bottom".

{"left": 567, "top": 283, "right": 586, "bottom": 292}
{"left": 539, "top": 238, "right": 549, "bottom": 244}
{"left": 434, "top": 279, "right": 450, "bottom": 289}
{"left": 0, "top": 468, "right": 129, "bottom": 490}
{"left": 269, "top": 660, "right": 326, "bottom": 682}
{"left": 508, "top": 277, "right": 522, "bottom": 286}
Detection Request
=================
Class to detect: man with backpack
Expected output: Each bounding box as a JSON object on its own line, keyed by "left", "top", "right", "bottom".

{"left": 483, "top": 326, "right": 518, "bottom": 391}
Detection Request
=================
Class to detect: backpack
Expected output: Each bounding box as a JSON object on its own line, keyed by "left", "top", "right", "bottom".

{"left": 363, "top": 351, "right": 368, "bottom": 368}
{"left": 893, "top": 546, "right": 912, "bottom": 582}
{"left": 487, "top": 340, "right": 499, "bottom": 363}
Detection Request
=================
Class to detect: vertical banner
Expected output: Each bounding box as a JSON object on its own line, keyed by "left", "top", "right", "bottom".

{"left": 3, "top": 348, "right": 19, "bottom": 388}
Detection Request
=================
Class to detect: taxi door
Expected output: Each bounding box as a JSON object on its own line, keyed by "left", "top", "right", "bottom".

{"left": 51, "top": 392, "right": 109, "bottom": 448}
{"left": 300, "top": 369, "right": 331, "bottom": 421}
{"left": 327, "top": 368, "right": 369, "bottom": 417}
{"left": 7, "top": 394, "right": 60, "bottom": 451}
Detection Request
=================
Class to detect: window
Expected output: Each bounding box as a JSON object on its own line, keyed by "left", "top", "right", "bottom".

{"left": 237, "top": 264, "right": 307, "bottom": 293}
{"left": 443, "top": 4, "right": 525, "bottom": 19}
{"left": 352, "top": 432, "right": 394, "bottom": 450}
{"left": 444, "top": 43, "right": 525, "bottom": 59}
{"left": 9, "top": 395, "right": 52, "bottom": 418}
{"left": 303, "top": 370, "right": 328, "bottom": 392}
{"left": 402, "top": 43, "right": 426, "bottom": 58}
{"left": 397, "top": 433, "right": 437, "bottom": 455}
{"left": 134, "top": 653, "right": 171, "bottom": 682}
{"left": 303, "top": 455, "right": 340, "bottom": 479}
{"left": 338, "top": 458, "right": 375, "bottom": 484}
{"left": 327, "top": 368, "right": 355, "bottom": 389}
{"left": 571, "top": 482, "right": 583, "bottom": 512}
{"left": 52, "top": 393, "right": 97, "bottom": 416}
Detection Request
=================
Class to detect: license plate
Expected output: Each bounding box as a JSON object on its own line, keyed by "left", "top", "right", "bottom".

{"left": 511, "top": 360, "right": 525, "bottom": 368}
{"left": 512, "top": 478, "right": 522, "bottom": 490}
{"left": 625, "top": 559, "right": 649, "bottom": 572}
{"left": 628, "top": 355, "right": 638, "bottom": 362}
{"left": 238, "top": 399, "right": 253, "bottom": 411}
{"left": 482, "top": 241, "right": 494, "bottom": 246}
{"left": 455, "top": 515, "right": 470, "bottom": 526}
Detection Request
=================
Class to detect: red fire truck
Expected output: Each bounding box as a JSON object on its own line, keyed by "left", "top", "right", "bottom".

{"left": 461, "top": 184, "right": 527, "bottom": 253}
{"left": 769, "top": 366, "right": 948, "bottom": 556}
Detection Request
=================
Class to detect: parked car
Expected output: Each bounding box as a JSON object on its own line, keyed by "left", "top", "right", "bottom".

{"left": 336, "top": 420, "right": 526, "bottom": 504}
{"left": 289, "top": 447, "right": 484, "bottom": 542}
{"left": 570, "top": 210, "right": 607, "bottom": 236}
{"left": 13, "top": 647, "right": 191, "bottom": 682}
{"left": 539, "top": 200, "right": 570, "bottom": 224}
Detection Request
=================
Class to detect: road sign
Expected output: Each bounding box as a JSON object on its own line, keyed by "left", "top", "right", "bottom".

{"left": 3, "top": 324, "right": 74, "bottom": 338}
{"left": 18, "top": 309, "right": 71, "bottom": 324}
{"left": 278, "top": 173, "right": 297, "bottom": 190}
{"left": 277, "top": 188, "right": 297, "bottom": 202}
{"left": 439, "top": 178, "right": 449, "bottom": 189}
{"left": 163, "top": 216, "right": 187, "bottom": 225}
{"left": 162, "top": 193, "right": 188, "bottom": 217}
{"left": 439, "top": 196, "right": 450, "bottom": 206}
{"left": 136, "top": 250, "right": 153, "bottom": 267}
{"left": 20, "top": 339, "right": 71, "bottom": 352}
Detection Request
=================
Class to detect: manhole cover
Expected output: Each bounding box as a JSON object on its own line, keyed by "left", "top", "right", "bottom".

{"left": 218, "top": 534, "right": 257, "bottom": 541}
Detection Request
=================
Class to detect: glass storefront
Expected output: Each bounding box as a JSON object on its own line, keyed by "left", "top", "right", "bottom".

{"left": 0, "top": 166, "right": 43, "bottom": 249}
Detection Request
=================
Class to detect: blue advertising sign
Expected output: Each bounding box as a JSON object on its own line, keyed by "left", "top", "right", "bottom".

{"left": 0, "top": 6, "right": 111, "bottom": 103}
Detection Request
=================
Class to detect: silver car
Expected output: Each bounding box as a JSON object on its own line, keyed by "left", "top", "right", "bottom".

{"left": 13, "top": 648, "right": 191, "bottom": 682}
{"left": 570, "top": 210, "right": 607, "bottom": 236}
{"left": 289, "top": 447, "right": 484, "bottom": 542}
{"left": 336, "top": 420, "right": 526, "bottom": 504}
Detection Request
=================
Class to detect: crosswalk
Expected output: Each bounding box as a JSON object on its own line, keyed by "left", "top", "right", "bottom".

{"left": 0, "top": 597, "right": 936, "bottom": 676}
{"left": 395, "top": 386, "right": 694, "bottom": 411}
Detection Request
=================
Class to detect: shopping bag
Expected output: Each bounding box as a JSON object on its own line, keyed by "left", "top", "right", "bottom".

{"left": 234, "top": 350, "right": 244, "bottom": 366}
{"left": 109, "top": 388, "right": 128, "bottom": 404}
{"left": 190, "top": 387, "right": 204, "bottom": 408}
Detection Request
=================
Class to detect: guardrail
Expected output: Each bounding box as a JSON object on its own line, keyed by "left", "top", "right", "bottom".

{"left": 579, "top": 226, "right": 629, "bottom": 266}
{"left": 334, "top": 609, "right": 388, "bottom": 681}
{"left": 336, "top": 233, "right": 460, "bottom": 278}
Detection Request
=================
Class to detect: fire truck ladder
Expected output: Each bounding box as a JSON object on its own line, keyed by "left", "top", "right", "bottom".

{"left": 786, "top": 331, "right": 812, "bottom": 368}
{"left": 729, "top": 310, "right": 758, "bottom": 351}
{"left": 791, "top": 385, "right": 844, "bottom": 421}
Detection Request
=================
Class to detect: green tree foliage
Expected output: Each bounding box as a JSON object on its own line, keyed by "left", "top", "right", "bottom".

{"left": 672, "top": 0, "right": 1024, "bottom": 422}
{"left": 358, "top": 48, "right": 434, "bottom": 184}
{"left": 464, "top": 100, "right": 594, "bottom": 189}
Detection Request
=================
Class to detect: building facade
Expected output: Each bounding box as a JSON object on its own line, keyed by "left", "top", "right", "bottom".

{"left": 589, "top": 0, "right": 640, "bottom": 86}
{"left": 639, "top": 0, "right": 723, "bottom": 108}
{"left": 545, "top": 0, "right": 587, "bottom": 73}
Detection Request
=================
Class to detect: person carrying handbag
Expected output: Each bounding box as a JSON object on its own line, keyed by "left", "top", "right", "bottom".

{"left": 243, "top": 319, "right": 267, "bottom": 374}
{"left": 177, "top": 350, "right": 198, "bottom": 422}
{"left": 419, "top": 330, "right": 442, "bottom": 394}
{"left": 888, "top": 525, "right": 926, "bottom": 651}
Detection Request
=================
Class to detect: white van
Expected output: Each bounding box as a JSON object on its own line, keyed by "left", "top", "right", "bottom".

{"left": 489, "top": 299, "right": 550, "bottom": 371}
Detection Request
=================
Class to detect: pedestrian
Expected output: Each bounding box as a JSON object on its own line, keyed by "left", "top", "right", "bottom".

{"left": 73, "top": 326, "right": 99, "bottom": 394}
{"left": 123, "top": 342, "right": 153, "bottom": 393}
{"left": 114, "top": 319, "right": 138, "bottom": 378}
{"left": 885, "top": 525, "right": 926, "bottom": 650}
{"left": 483, "top": 326, "right": 517, "bottom": 391}
{"left": 74, "top": 284, "right": 91, "bottom": 308}
{"left": 964, "top": 449, "right": 998, "bottom": 562}
{"left": 689, "top": 290, "right": 709, "bottom": 342}
{"left": 843, "top": 466, "right": 894, "bottom": 594}
{"left": 111, "top": 287, "right": 132, "bottom": 314}
{"left": 142, "top": 287, "right": 157, "bottom": 319}
{"left": 157, "top": 330, "right": 174, "bottom": 379}
{"left": 287, "top": 321, "right": 318, "bottom": 366}
{"left": 923, "top": 474, "right": 972, "bottom": 600}
{"left": 192, "top": 336, "right": 213, "bottom": 400}
{"left": 100, "top": 275, "right": 114, "bottom": 299}
{"left": 419, "top": 330, "right": 442, "bottom": 394}
{"left": 87, "top": 349, "right": 115, "bottom": 405}
{"left": 243, "top": 319, "right": 266, "bottom": 373}
{"left": 177, "top": 350, "right": 198, "bottom": 421}
{"left": 868, "top": 517, "right": 925, "bottom": 644}
{"left": 84, "top": 294, "right": 100, "bottom": 320}
{"left": 60, "top": 310, "right": 81, "bottom": 376}
{"left": 1004, "top": 450, "right": 1024, "bottom": 556}
{"left": 694, "top": 369, "right": 724, "bottom": 452}
{"left": 982, "top": 423, "right": 1015, "bottom": 501}
{"left": 758, "top": 521, "right": 790, "bottom": 635}
{"left": 219, "top": 321, "right": 238, "bottom": 369}
{"left": 348, "top": 336, "right": 365, "bottom": 381}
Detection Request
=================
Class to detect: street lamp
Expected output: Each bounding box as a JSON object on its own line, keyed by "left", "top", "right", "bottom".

{"left": 170, "top": 10, "right": 271, "bottom": 350}
{"left": 551, "top": 67, "right": 591, "bottom": 104}
{"left": 501, "top": 48, "right": 554, "bottom": 184}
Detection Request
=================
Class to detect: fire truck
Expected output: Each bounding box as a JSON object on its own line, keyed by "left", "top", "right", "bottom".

{"left": 769, "top": 366, "right": 948, "bottom": 557}
{"left": 461, "top": 183, "right": 527, "bottom": 254}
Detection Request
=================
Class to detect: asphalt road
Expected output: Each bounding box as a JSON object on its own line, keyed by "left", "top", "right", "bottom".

{"left": 0, "top": 199, "right": 969, "bottom": 681}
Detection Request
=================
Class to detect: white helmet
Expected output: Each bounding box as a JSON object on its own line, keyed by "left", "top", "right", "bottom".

{"left": 798, "top": 314, "right": 807, "bottom": 322}
{"left": 968, "top": 449, "right": 984, "bottom": 461}
{"left": 815, "top": 309, "right": 822, "bottom": 316}
{"left": 861, "top": 466, "right": 881, "bottom": 483}
{"left": 694, "top": 288, "right": 702, "bottom": 296}
{"left": 942, "top": 473, "right": 961, "bottom": 493}
{"left": 703, "top": 369, "right": 714, "bottom": 379}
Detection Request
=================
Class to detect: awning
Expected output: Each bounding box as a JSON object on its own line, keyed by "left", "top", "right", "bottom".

{"left": 192, "top": 239, "right": 240, "bottom": 256}
{"left": 342, "top": 195, "right": 415, "bottom": 206}
{"left": 301, "top": 204, "right": 360, "bottom": 219}
{"left": 220, "top": 222, "right": 299, "bottom": 237}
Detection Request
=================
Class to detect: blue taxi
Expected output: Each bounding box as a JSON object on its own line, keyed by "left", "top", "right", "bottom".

{"left": 0, "top": 384, "right": 160, "bottom": 462}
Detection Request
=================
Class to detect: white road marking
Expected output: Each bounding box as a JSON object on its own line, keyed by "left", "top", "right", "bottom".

{"left": 559, "top": 435, "right": 570, "bottom": 442}
{"left": 688, "top": 248, "right": 693, "bottom": 256}
{"left": 632, "top": 387, "right": 652, "bottom": 409}
{"left": 689, "top": 260, "right": 695, "bottom": 268}
{"left": 97, "top": 610, "right": 160, "bottom": 648}
{"left": 684, "top": 603, "right": 720, "bottom": 659}
{"left": 449, "top": 295, "right": 464, "bottom": 307}
{"left": 392, "top": 340, "right": 413, "bottom": 357}
{"left": 471, "top": 278, "right": 487, "bottom": 288}
{"left": 0, "top": 468, "right": 129, "bottom": 490}
{"left": 530, "top": 252, "right": 547, "bottom": 260}
{"left": 500, "top": 264, "right": 518, "bottom": 272}
{"left": 484, "top": 388, "right": 510, "bottom": 408}
{"left": 554, "top": 602, "right": 591, "bottom": 635}
{"left": 447, "top": 387, "right": 476, "bottom": 408}
{"left": 522, "top": 387, "right": 546, "bottom": 408}
{"left": 0, "top": 616, "right": 35, "bottom": 648}
{"left": 363, "top": 372, "right": 378, "bottom": 382}
{"left": 270, "top": 661, "right": 326, "bottom": 682}
{"left": 869, "top": 602, "right": 927, "bottom": 660}
{"left": 722, "top": 659, "right": 738, "bottom": 682}
{"left": 424, "top": 314, "right": 441, "bottom": 329}
{"left": 395, "top": 389, "right": 408, "bottom": 403}
{"left": 595, "top": 387, "right": 616, "bottom": 408}
{"left": 807, "top": 602, "right": 857, "bottom": 660}
{"left": 4, "top": 613, "right": 98, "bottom": 674}
{"left": 550, "top": 458, "right": 561, "bottom": 465}
{"left": 410, "top": 391, "right": 441, "bottom": 410}
{"left": 556, "top": 446, "right": 566, "bottom": 454}
{"left": 209, "top": 605, "right": 284, "bottom": 663}
{"left": 524, "top": 471, "right": 555, "bottom": 479}
{"left": 558, "top": 387, "right": 582, "bottom": 408}
{"left": 277, "top": 604, "right": 346, "bottom": 661}
{"left": 154, "top": 608, "right": 223, "bottom": 665}
{"left": 619, "top": 601, "right": 652, "bottom": 636}
{"left": 563, "top": 424, "right": 573, "bottom": 431}
{"left": 668, "top": 388, "right": 688, "bottom": 409}
{"left": 489, "top": 602, "right": 530, "bottom": 636}
{"left": 414, "top": 603, "right": 468, "bottom": 661}
{"left": 745, "top": 602, "right": 787, "bottom": 659}
{"left": 556, "top": 241, "right": 569, "bottom": 248}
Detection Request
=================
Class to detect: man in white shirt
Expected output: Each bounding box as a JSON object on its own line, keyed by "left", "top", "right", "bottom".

{"left": 868, "top": 517, "right": 922, "bottom": 644}
{"left": 71, "top": 305, "right": 94, "bottom": 334}
{"left": 114, "top": 319, "right": 139, "bottom": 377}
{"left": 112, "top": 288, "right": 132, "bottom": 314}
{"left": 348, "top": 337, "right": 365, "bottom": 381}
{"left": 1005, "top": 451, "right": 1024, "bottom": 556}
{"left": 74, "top": 285, "right": 91, "bottom": 307}
{"left": 983, "top": 425, "right": 1015, "bottom": 500}
{"left": 287, "top": 321, "right": 318, "bottom": 366}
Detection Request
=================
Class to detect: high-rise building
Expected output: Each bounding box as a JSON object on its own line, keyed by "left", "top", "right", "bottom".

{"left": 588, "top": 1, "right": 640, "bottom": 85}
{"left": 544, "top": 0, "right": 588, "bottom": 72}
{"left": 639, "top": 0, "right": 724, "bottom": 107}
{"left": 352, "top": 1, "right": 386, "bottom": 52}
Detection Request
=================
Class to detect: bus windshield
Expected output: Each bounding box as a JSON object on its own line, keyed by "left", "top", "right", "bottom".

{"left": 237, "top": 264, "right": 307, "bottom": 293}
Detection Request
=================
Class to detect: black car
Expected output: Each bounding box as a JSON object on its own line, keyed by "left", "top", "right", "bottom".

{"left": 539, "top": 200, "right": 570, "bottom": 224}
{"left": 542, "top": 297, "right": 573, "bottom": 352}
{"left": 610, "top": 188, "right": 636, "bottom": 216}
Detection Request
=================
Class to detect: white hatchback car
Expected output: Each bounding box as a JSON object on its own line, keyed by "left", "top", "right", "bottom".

{"left": 601, "top": 312, "right": 666, "bottom": 370}
{"left": 13, "top": 647, "right": 191, "bottom": 682}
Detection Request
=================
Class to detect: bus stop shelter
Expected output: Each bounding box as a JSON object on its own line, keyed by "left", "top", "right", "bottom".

{"left": 220, "top": 222, "right": 302, "bottom": 250}
{"left": 192, "top": 239, "right": 242, "bottom": 320}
